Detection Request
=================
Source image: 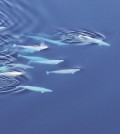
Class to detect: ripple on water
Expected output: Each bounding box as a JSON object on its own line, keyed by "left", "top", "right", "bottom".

{"left": 0, "top": 53, "right": 15, "bottom": 65}
{"left": 0, "top": 76, "right": 19, "bottom": 93}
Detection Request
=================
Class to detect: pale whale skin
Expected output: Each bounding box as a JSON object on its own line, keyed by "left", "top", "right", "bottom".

{"left": 26, "top": 35, "right": 68, "bottom": 46}
{"left": 76, "top": 35, "right": 111, "bottom": 46}
{"left": 0, "top": 66, "right": 10, "bottom": 72}
{"left": 29, "top": 59, "right": 64, "bottom": 65}
{"left": 13, "top": 41, "right": 48, "bottom": 53}
{"left": 46, "top": 68, "right": 80, "bottom": 74}
{"left": 0, "top": 71, "right": 23, "bottom": 77}
{"left": 8, "top": 63, "right": 33, "bottom": 69}
{"left": 16, "top": 86, "right": 53, "bottom": 93}
{"left": 18, "top": 54, "right": 48, "bottom": 61}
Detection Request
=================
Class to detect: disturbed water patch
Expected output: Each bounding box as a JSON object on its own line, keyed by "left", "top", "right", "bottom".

{"left": 0, "top": 53, "right": 15, "bottom": 65}
{"left": 0, "top": 76, "right": 19, "bottom": 93}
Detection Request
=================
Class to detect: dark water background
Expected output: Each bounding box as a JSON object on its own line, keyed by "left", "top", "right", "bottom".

{"left": 0, "top": 0, "right": 120, "bottom": 134}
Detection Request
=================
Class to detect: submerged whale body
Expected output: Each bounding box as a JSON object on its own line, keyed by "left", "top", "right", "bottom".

{"left": 0, "top": 85, "right": 53, "bottom": 93}
{"left": 15, "top": 86, "right": 53, "bottom": 93}
{"left": 0, "top": 66, "right": 10, "bottom": 72}
{"left": 57, "top": 29, "right": 110, "bottom": 46}
{"left": 26, "top": 35, "right": 69, "bottom": 46}
{"left": 76, "top": 34, "right": 110, "bottom": 46}
{"left": 29, "top": 59, "right": 64, "bottom": 65}
{"left": 13, "top": 41, "right": 48, "bottom": 53}
{"left": 0, "top": 71, "right": 23, "bottom": 77}
{"left": 18, "top": 54, "right": 48, "bottom": 61}
{"left": 46, "top": 68, "right": 80, "bottom": 74}
{"left": 7, "top": 63, "right": 33, "bottom": 69}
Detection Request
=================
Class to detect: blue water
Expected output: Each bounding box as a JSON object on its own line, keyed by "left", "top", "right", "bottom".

{"left": 0, "top": 0, "right": 120, "bottom": 133}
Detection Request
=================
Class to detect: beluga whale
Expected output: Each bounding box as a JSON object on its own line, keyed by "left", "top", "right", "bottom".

{"left": 0, "top": 85, "right": 53, "bottom": 93}
{"left": 46, "top": 68, "right": 80, "bottom": 74}
{"left": 0, "top": 66, "right": 10, "bottom": 72}
{"left": 7, "top": 63, "right": 34, "bottom": 69}
{"left": 15, "top": 86, "right": 53, "bottom": 93}
{"left": 29, "top": 59, "right": 64, "bottom": 65}
{"left": 0, "top": 71, "right": 23, "bottom": 77}
{"left": 76, "top": 34, "right": 110, "bottom": 46}
{"left": 57, "top": 29, "right": 110, "bottom": 46}
{"left": 13, "top": 41, "right": 48, "bottom": 53}
{"left": 26, "top": 35, "right": 69, "bottom": 46}
{"left": 18, "top": 54, "right": 48, "bottom": 61}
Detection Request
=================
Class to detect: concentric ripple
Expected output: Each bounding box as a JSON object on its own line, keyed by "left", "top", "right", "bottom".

{"left": 0, "top": 76, "right": 19, "bottom": 93}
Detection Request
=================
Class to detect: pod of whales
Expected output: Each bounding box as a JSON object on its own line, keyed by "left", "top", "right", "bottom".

{"left": 0, "top": 28, "right": 110, "bottom": 94}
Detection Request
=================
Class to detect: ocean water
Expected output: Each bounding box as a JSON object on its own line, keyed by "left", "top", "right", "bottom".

{"left": 0, "top": 0, "right": 120, "bottom": 134}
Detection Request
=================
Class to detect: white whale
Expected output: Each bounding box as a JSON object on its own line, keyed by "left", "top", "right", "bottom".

{"left": 18, "top": 54, "right": 48, "bottom": 61}
{"left": 16, "top": 86, "right": 53, "bottom": 93}
{"left": 0, "top": 71, "right": 23, "bottom": 77}
{"left": 77, "top": 35, "right": 110, "bottom": 46}
{"left": 13, "top": 41, "right": 48, "bottom": 53}
{"left": 46, "top": 68, "right": 80, "bottom": 74}
{"left": 8, "top": 63, "right": 33, "bottom": 69}
{"left": 29, "top": 59, "right": 64, "bottom": 65}
{"left": 0, "top": 86, "right": 53, "bottom": 93}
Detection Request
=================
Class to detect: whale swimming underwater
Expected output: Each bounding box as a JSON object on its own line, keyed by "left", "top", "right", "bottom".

{"left": 18, "top": 54, "right": 48, "bottom": 61}
{"left": 26, "top": 35, "right": 69, "bottom": 46}
{"left": 7, "top": 63, "right": 34, "bottom": 69}
{"left": 13, "top": 41, "right": 48, "bottom": 53}
{"left": 29, "top": 59, "right": 64, "bottom": 65}
{"left": 0, "top": 71, "right": 23, "bottom": 77}
{"left": 46, "top": 68, "right": 80, "bottom": 74}
{"left": 15, "top": 86, "right": 53, "bottom": 93}
{"left": 0, "top": 66, "right": 10, "bottom": 72}
{"left": 76, "top": 34, "right": 110, "bottom": 46}
{"left": 0, "top": 86, "right": 53, "bottom": 93}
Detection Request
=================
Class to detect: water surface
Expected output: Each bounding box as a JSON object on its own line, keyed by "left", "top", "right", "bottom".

{"left": 0, "top": 0, "right": 120, "bottom": 134}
